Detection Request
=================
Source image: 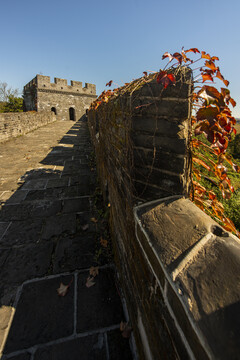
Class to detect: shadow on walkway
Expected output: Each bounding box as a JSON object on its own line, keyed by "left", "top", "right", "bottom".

{"left": 0, "top": 118, "right": 134, "bottom": 359}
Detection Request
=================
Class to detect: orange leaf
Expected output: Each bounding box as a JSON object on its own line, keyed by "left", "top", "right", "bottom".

{"left": 222, "top": 216, "right": 238, "bottom": 234}
{"left": 216, "top": 71, "right": 229, "bottom": 86}
{"left": 172, "top": 52, "right": 183, "bottom": 64}
{"left": 193, "top": 181, "right": 207, "bottom": 194}
{"left": 201, "top": 51, "right": 211, "bottom": 60}
{"left": 196, "top": 106, "right": 219, "bottom": 121}
{"left": 201, "top": 86, "right": 221, "bottom": 100}
{"left": 185, "top": 48, "right": 200, "bottom": 54}
{"left": 193, "top": 157, "right": 211, "bottom": 171}
{"left": 205, "top": 60, "right": 218, "bottom": 71}
{"left": 193, "top": 196, "right": 205, "bottom": 210}
{"left": 202, "top": 73, "right": 214, "bottom": 82}
{"left": 209, "top": 191, "right": 216, "bottom": 200}
{"left": 106, "top": 80, "right": 113, "bottom": 87}
{"left": 230, "top": 98, "right": 236, "bottom": 107}
{"left": 100, "top": 237, "right": 108, "bottom": 248}
{"left": 89, "top": 266, "right": 99, "bottom": 277}
{"left": 193, "top": 168, "right": 201, "bottom": 181}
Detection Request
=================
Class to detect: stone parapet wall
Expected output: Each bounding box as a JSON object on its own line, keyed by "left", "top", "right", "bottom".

{"left": 88, "top": 68, "right": 192, "bottom": 203}
{"left": 88, "top": 69, "right": 194, "bottom": 359}
{"left": 88, "top": 68, "right": 240, "bottom": 359}
{"left": 0, "top": 111, "right": 56, "bottom": 143}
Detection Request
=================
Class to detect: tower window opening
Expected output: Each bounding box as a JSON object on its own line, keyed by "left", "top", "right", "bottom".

{"left": 69, "top": 107, "right": 75, "bottom": 121}
{"left": 51, "top": 107, "right": 57, "bottom": 115}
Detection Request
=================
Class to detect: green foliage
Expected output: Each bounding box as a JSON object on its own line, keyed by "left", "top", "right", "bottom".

{"left": 1, "top": 95, "right": 23, "bottom": 112}
{"left": 228, "top": 134, "right": 240, "bottom": 159}
{"left": 194, "top": 141, "right": 240, "bottom": 232}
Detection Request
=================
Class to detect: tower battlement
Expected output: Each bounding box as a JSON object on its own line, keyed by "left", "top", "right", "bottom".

{"left": 24, "top": 75, "right": 96, "bottom": 95}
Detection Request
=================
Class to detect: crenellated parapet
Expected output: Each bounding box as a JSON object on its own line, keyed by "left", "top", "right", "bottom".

{"left": 24, "top": 75, "right": 96, "bottom": 96}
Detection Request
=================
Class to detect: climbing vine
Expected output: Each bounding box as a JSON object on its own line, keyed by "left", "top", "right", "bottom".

{"left": 157, "top": 48, "right": 239, "bottom": 235}
{"left": 90, "top": 48, "right": 239, "bottom": 236}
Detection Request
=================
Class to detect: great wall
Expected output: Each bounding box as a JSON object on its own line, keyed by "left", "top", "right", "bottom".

{"left": 0, "top": 73, "right": 239, "bottom": 359}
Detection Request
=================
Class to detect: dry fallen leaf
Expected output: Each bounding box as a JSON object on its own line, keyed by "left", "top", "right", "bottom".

{"left": 86, "top": 276, "right": 95, "bottom": 288}
{"left": 57, "top": 278, "right": 73, "bottom": 297}
{"left": 81, "top": 224, "right": 89, "bottom": 231}
{"left": 89, "top": 266, "right": 99, "bottom": 277}
{"left": 120, "top": 321, "right": 133, "bottom": 338}
{"left": 100, "top": 237, "right": 108, "bottom": 248}
{"left": 57, "top": 283, "right": 70, "bottom": 297}
{"left": 91, "top": 217, "right": 98, "bottom": 223}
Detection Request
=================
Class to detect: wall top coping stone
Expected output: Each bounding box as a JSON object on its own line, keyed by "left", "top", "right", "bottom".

{"left": 134, "top": 196, "right": 240, "bottom": 359}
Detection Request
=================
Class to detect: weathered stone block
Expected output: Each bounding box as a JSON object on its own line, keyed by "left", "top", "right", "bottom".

{"left": 34, "top": 334, "right": 107, "bottom": 360}
{"left": 134, "top": 196, "right": 240, "bottom": 359}
{"left": 0, "top": 242, "right": 53, "bottom": 287}
{"left": 77, "top": 268, "right": 124, "bottom": 332}
{"left": 132, "top": 132, "right": 187, "bottom": 154}
{"left": 132, "top": 116, "right": 185, "bottom": 135}
{"left": 133, "top": 98, "right": 189, "bottom": 118}
{"left": 133, "top": 147, "right": 186, "bottom": 174}
{"left": 3, "top": 275, "right": 74, "bottom": 353}
{"left": 133, "top": 167, "right": 184, "bottom": 194}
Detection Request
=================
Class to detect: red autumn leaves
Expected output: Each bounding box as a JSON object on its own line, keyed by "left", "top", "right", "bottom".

{"left": 157, "top": 48, "right": 231, "bottom": 89}
{"left": 159, "top": 48, "right": 239, "bottom": 235}
{"left": 156, "top": 71, "right": 176, "bottom": 88}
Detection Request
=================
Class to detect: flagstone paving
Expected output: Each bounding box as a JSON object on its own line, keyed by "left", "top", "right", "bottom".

{"left": 0, "top": 119, "right": 134, "bottom": 359}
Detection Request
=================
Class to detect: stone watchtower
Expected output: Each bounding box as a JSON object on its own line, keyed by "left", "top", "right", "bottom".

{"left": 23, "top": 75, "right": 97, "bottom": 121}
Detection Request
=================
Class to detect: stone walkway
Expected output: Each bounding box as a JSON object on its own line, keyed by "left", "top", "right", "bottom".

{"left": 0, "top": 119, "right": 134, "bottom": 359}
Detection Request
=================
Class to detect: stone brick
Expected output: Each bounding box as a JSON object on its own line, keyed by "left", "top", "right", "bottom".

{"left": 132, "top": 132, "right": 187, "bottom": 155}
{"left": 132, "top": 115, "right": 184, "bottom": 135}
{"left": 0, "top": 219, "right": 43, "bottom": 246}
{"left": 136, "top": 197, "right": 209, "bottom": 269}
{"left": 0, "top": 243, "right": 53, "bottom": 287}
{"left": 0, "top": 200, "right": 62, "bottom": 221}
{"left": 34, "top": 334, "right": 106, "bottom": 360}
{"left": 0, "top": 222, "right": 10, "bottom": 239}
{"left": 133, "top": 147, "right": 185, "bottom": 174}
{"left": 77, "top": 268, "right": 124, "bottom": 332}
{"left": 3, "top": 275, "right": 74, "bottom": 353}
{"left": 53, "top": 234, "right": 96, "bottom": 273}
{"left": 42, "top": 213, "right": 76, "bottom": 240}
{"left": 62, "top": 197, "right": 90, "bottom": 214}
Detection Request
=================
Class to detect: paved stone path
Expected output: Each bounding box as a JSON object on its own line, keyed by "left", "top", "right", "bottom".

{"left": 0, "top": 120, "right": 134, "bottom": 359}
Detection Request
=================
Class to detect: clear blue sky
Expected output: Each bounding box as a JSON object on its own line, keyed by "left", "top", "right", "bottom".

{"left": 1, "top": 0, "right": 240, "bottom": 117}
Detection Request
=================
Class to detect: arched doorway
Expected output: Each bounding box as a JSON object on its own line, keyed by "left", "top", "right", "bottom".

{"left": 51, "top": 107, "right": 57, "bottom": 115}
{"left": 69, "top": 107, "right": 75, "bottom": 121}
